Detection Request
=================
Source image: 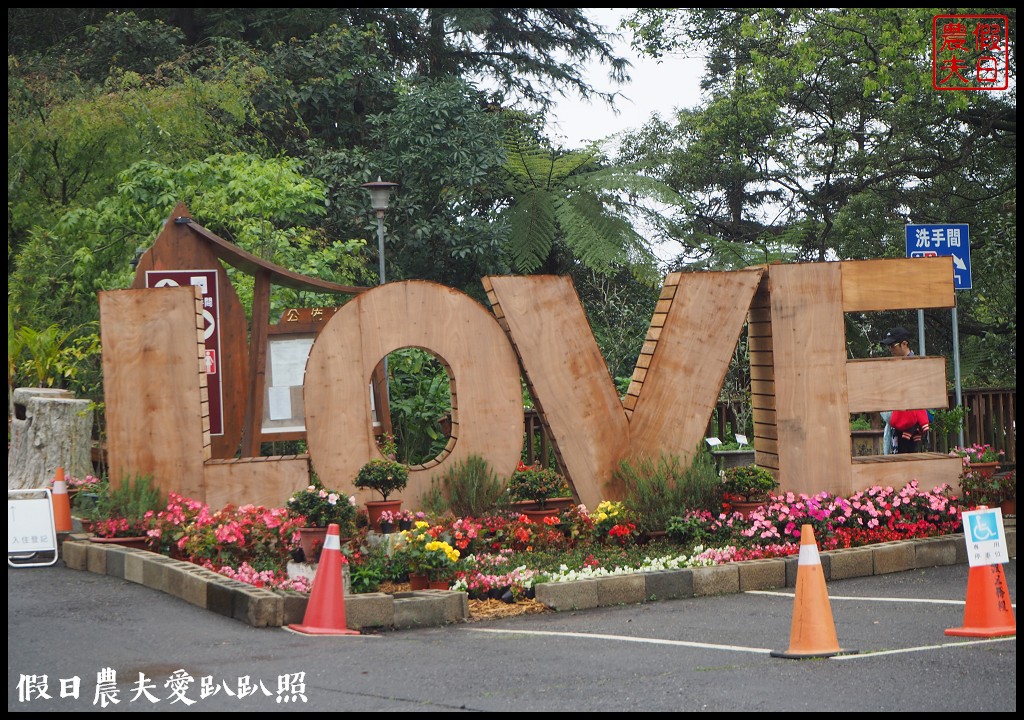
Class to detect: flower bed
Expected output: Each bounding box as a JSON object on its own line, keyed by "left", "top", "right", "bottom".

{"left": 122, "top": 480, "right": 967, "bottom": 601}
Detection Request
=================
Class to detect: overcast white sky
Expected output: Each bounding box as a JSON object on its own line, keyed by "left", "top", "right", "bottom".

{"left": 546, "top": 8, "right": 705, "bottom": 150}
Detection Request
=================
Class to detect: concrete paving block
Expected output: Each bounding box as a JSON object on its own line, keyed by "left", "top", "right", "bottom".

{"left": 86, "top": 543, "right": 108, "bottom": 575}
{"left": 691, "top": 564, "right": 739, "bottom": 596}
{"left": 233, "top": 585, "right": 284, "bottom": 627}
{"left": 123, "top": 552, "right": 146, "bottom": 584}
{"left": 828, "top": 547, "right": 873, "bottom": 580}
{"left": 644, "top": 569, "right": 694, "bottom": 601}
{"left": 141, "top": 554, "right": 176, "bottom": 593}
{"left": 738, "top": 559, "right": 787, "bottom": 591}
{"left": 915, "top": 536, "right": 959, "bottom": 568}
{"left": 872, "top": 541, "right": 916, "bottom": 575}
{"left": 104, "top": 547, "right": 126, "bottom": 579}
{"left": 60, "top": 540, "right": 89, "bottom": 570}
{"left": 166, "top": 561, "right": 208, "bottom": 607}
{"left": 344, "top": 592, "right": 395, "bottom": 629}
{"left": 279, "top": 590, "right": 310, "bottom": 626}
{"left": 952, "top": 533, "right": 969, "bottom": 565}
{"left": 535, "top": 579, "right": 600, "bottom": 612}
{"left": 393, "top": 595, "right": 448, "bottom": 629}
{"left": 595, "top": 574, "right": 646, "bottom": 607}
{"left": 207, "top": 579, "right": 236, "bottom": 619}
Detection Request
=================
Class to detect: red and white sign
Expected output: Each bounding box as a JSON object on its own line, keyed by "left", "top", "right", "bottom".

{"left": 146, "top": 270, "right": 224, "bottom": 435}
{"left": 932, "top": 14, "right": 1010, "bottom": 91}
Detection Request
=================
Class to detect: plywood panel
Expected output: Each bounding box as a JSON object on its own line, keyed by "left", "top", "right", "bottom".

{"left": 769, "top": 263, "right": 852, "bottom": 497}
{"left": 840, "top": 257, "right": 955, "bottom": 312}
{"left": 846, "top": 357, "right": 950, "bottom": 413}
{"left": 204, "top": 455, "right": 310, "bottom": 509}
{"left": 131, "top": 204, "right": 249, "bottom": 459}
{"left": 850, "top": 453, "right": 962, "bottom": 493}
{"left": 629, "top": 268, "right": 764, "bottom": 463}
{"left": 304, "top": 281, "right": 524, "bottom": 509}
{"left": 100, "top": 286, "right": 207, "bottom": 499}
{"left": 484, "top": 275, "right": 626, "bottom": 508}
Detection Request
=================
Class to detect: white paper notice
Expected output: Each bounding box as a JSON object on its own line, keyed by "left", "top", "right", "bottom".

{"left": 268, "top": 386, "right": 293, "bottom": 420}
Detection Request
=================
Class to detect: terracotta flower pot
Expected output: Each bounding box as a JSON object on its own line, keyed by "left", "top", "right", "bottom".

{"left": 298, "top": 527, "right": 328, "bottom": 563}
{"left": 408, "top": 573, "right": 430, "bottom": 590}
{"left": 88, "top": 536, "right": 149, "bottom": 551}
{"left": 365, "top": 500, "right": 402, "bottom": 532}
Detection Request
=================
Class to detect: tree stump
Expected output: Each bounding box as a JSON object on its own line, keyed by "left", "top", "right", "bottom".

{"left": 8, "top": 388, "right": 94, "bottom": 489}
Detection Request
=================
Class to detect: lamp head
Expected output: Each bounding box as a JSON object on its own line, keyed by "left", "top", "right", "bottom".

{"left": 361, "top": 177, "right": 399, "bottom": 211}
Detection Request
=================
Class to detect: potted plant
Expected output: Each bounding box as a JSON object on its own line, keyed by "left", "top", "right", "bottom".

{"left": 959, "top": 467, "right": 1015, "bottom": 512}
{"left": 286, "top": 478, "right": 358, "bottom": 562}
{"left": 70, "top": 475, "right": 110, "bottom": 533}
{"left": 354, "top": 434, "right": 409, "bottom": 531}
{"left": 88, "top": 474, "right": 165, "bottom": 549}
{"left": 507, "top": 462, "right": 571, "bottom": 511}
{"left": 950, "top": 444, "right": 1005, "bottom": 476}
{"left": 398, "top": 520, "right": 461, "bottom": 589}
{"left": 721, "top": 464, "right": 779, "bottom": 518}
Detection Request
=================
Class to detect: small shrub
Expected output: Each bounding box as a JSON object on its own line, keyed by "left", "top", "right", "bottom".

{"left": 721, "top": 465, "right": 778, "bottom": 502}
{"left": 507, "top": 462, "right": 571, "bottom": 508}
{"left": 612, "top": 446, "right": 723, "bottom": 533}
{"left": 424, "top": 454, "right": 509, "bottom": 518}
{"left": 102, "top": 474, "right": 165, "bottom": 524}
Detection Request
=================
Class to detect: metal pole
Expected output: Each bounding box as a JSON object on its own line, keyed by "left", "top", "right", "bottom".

{"left": 375, "top": 210, "right": 390, "bottom": 403}
{"left": 951, "top": 305, "right": 965, "bottom": 448}
{"left": 375, "top": 211, "right": 387, "bottom": 285}
{"left": 916, "top": 309, "right": 926, "bottom": 355}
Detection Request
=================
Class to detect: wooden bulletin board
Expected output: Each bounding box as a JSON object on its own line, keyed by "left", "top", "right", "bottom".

{"left": 260, "top": 308, "right": 338, "bottom": 441}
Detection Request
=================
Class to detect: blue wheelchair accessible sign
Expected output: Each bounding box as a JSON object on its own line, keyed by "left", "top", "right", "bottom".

{"left": 906, "top": 224, "right": 971, "bottom": 289}
{"left": 961, "top": 507, "right": 1008, "bottom": 566}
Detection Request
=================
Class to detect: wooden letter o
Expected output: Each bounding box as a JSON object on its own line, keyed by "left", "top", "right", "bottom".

{"left": 304, "top": 280, "right": 524, "bottom": 506}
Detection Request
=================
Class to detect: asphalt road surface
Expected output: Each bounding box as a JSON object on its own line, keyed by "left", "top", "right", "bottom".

{"left": 8, "top": 559, "right": 1016, "bottom": 712}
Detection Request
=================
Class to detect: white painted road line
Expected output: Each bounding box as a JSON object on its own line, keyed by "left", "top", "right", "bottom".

{"left": 747, "top": 590, "right": 1016, "bottom": 609}
{"left": 467, "top": 628, "right": 773, "bottom": 654}
{"left": 831, "top": 637, "right": 1016, "bottom": 660}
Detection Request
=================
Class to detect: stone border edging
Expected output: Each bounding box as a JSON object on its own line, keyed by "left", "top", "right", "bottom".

{"left": 58, "top": 527, "right": 1015, "bottom": 630}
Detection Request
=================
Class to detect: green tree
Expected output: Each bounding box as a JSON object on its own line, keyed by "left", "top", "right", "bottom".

{"left": 622, "top": 8, "right": 1016, "bottom": 385}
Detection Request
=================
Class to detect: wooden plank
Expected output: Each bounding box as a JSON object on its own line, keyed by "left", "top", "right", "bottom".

{"left": 241, "top": 269, "right": 272, "bottom": 458}
{"left": 846, "top": 357, "right": 950, "bottom": 412}
{"left": 851, "top": 453, "right": 962, "bottom": 493}
{"left": 204, "top": 456, "right": 311, "bottom": 510}
{"left": 629, "top": 268, "right": 764, "bottom": 465}
{"left": 484, "top": 275, "right": 627, "bottom": 508}
{"left": 304, "top": 280, "right": 525, "bottom": 510}
{"left": 99, "top": 286, "right": 207, "bottom": 500}
{"left": 768, "top": 263, "right": 852, "bottom": 498}
{"left": 841, "top": 257, "right": 955, "bottom": 312}
{"left": 130, "top": 204, "right": 249, "bottom": 459}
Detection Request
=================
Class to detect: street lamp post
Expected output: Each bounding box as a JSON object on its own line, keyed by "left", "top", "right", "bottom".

{"left": 361, "top": 178, "right": 399, "bottom": 437}
{"left": 361, "top": 178, "right": 399, "bottom": 285}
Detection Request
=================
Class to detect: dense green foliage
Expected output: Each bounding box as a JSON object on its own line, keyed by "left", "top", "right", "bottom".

{"left": 612, "top": 447, "right": 723, "bottom": 533}
{"left": 423, "top": 454, "right": 510, "bottom": 518}
{"left": 621, "top": 8, "right": 1016, "bottom": 386}
{"left": 7, "top": 9, "right": 1013, "bottom": 448}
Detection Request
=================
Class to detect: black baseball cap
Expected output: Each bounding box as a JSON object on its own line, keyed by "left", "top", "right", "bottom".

{"left": 880, "top": 326, "right": 912, "bottom": 346}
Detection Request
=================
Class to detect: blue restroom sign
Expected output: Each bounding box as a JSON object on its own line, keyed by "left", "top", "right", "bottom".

{"left": 905, "top": 224, "right": 971, "bottom": 290}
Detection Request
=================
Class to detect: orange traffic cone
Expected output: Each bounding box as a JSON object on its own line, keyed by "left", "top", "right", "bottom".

{"left": 288, "top": 523, "right": 360, "bottom": 636}
{"left": 945, "top": 563, "right": 1016, "bottom": 638}
{"left": 771, "top": 524, "right": 853, "bottom": 658}
{"left": 51, "top": 467, "right": 73, "bottom": 534}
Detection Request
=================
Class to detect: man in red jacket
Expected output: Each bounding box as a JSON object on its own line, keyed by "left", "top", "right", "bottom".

{"left": 880, "top": 326, "right": 930, "bottom": 453}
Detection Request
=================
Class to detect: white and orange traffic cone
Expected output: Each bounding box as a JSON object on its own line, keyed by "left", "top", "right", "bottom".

{"left": 288, "top": 523, "right": 360, "bottom": 636}
{"left": 771, "top": 524, "right": 854, "bottom": 658}
{"left": 945, "top": 563, "right": 1016, "bottom": 638}
{"left": 51, "top": 466, "right": 73, "bottom": 534}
